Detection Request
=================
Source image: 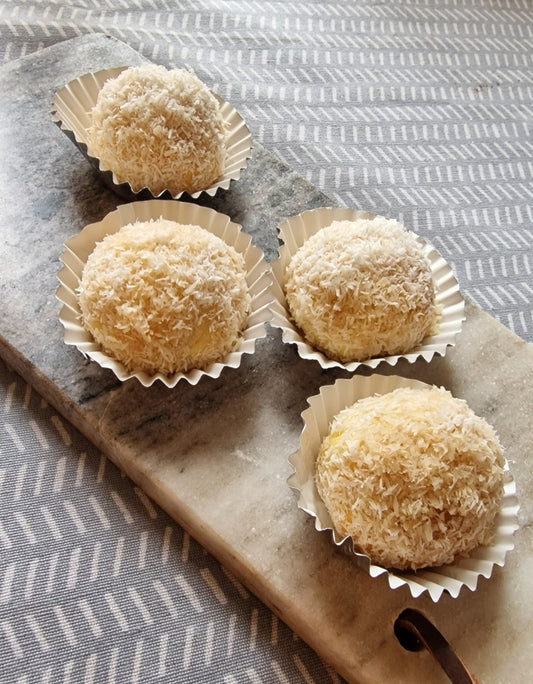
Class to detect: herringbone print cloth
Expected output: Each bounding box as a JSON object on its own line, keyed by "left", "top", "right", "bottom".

{"left": 1, "top": 0, "right": 532, "bottom": 681}
{"left": 1, "top": 0, "right": 532, "bottom": 343}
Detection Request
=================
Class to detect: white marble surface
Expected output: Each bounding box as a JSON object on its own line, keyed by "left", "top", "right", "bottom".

{"left": 46, "top": 304, "right": 531, "bottom": 684}
{"left": 1, "top": 35, "right": 532, "bottom": 683}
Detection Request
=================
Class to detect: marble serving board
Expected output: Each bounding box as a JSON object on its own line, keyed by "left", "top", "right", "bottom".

{"left": 1, "top": 35, "right": 532, "bottom": 684}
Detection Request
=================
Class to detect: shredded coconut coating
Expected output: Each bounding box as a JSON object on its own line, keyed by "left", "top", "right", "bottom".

{"left": 78, "top": 219, "right": 251, "bottom": 375}
{"left": 88, "top": 65, "right": 226, "bottom": 195}
{"left": 284, "top": 218, "right": 437, "bottom": 362}
{"left": 315, "top": 387, "right": 505, "bottom": 570}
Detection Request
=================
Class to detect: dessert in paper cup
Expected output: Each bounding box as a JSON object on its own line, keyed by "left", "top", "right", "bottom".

{"left": 51, "top": 65, "right": 252, "bottom": 200}
{"left": 56, "top": 200, "right": 272, "bottom": 387}
{"left": 288, "top": 374, "right": 519, "bottom": 602}
{"left": 270, "top": 207, "right": 465, "bottom": 372}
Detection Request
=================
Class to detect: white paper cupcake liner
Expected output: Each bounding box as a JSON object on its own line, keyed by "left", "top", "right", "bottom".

{"left": 56, "top": 200, "right": 272, "bottom": 387}
{"left": 51, "top": 66, "right": 252, "bottom": 200}
{"left": 288, "top": 374, "right": 519, "bottom": 602}
{"left": 270, "top": 207, "right": 465, "bottom": 372}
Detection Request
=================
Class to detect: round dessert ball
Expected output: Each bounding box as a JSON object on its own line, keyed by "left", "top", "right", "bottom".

{"left": 283, "top": 217, "right": 437, "bottom": 362}
{"left": 315, "top": 386, "right": 505, "bottom": 570}
{"left": 78, "top": 218, "right": 251, "bottom": 375}
{"left": 88, "top": 65, "right": 226, "bottom": 195}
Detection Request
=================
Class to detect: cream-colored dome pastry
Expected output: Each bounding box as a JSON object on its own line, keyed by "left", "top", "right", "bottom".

{"left": 315, "top": 386, "right": 505, "bottom": 570}
{"left": 284, "top": 217, "right": 437, "bottom": 362}
{"left": 78, "top": 218, "right": 251, "bottom": 375}
{"left": 88, "top": 65, "right": 226, "bottom": 195}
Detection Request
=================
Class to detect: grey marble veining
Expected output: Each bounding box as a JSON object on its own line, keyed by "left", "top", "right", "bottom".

{"left": 1, "top": 35, "right": 532, "bottom": 683}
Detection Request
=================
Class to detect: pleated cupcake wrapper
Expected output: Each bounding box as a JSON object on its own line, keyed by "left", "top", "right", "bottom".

{"left": 56, "top": 200, "right": 272, "bottom": 387}
{"left": 270, "top": 207, "right": 465, "bottom": 371}
{"left": 288, "top": 374, "right": 519, "bottom": 602}
{"left": 51, "top": 66, "right": 252, "bottom": 200}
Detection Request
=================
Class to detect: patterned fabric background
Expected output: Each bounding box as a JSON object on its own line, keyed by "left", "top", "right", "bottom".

{"left": 1, "top": 0, "right": 532, "bottom": 681}
{"left": 1, "top": 0, "right": 532, "bottom": 342}
{"left": 0, "top": 362, "right": 338, "bottom": 682}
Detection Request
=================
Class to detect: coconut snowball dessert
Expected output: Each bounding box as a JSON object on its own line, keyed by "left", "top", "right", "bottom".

{"left": 315, "top": 386, "right": 505, "bottom": 570}
{"left": 78, "top": 218, "right": 251, "bottom": 375}
{"left": 87, "top": 65, "right": 226, "bottom": 195}
{"left": 283, "top": 217, "right": 437, "bottom": 362}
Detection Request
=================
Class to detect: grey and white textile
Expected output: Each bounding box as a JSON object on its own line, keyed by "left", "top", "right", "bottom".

{"left": 1, "top": 0, "right": 532, "bottom": 682}
{"left": 2, "top": 0, "right": 532, "bottom": 344}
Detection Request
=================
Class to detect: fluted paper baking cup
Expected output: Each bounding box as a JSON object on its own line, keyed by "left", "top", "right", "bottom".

{"left": 270, "top": 207, "right": 465, "bottom": 371}
{"left": 51, "top": 66, "right": 252, "bottom": 200}
{"left": 56, "top": 200, "right": 272, "bottom": 387}
{"left": 288, "top": 374, "right": 519, "bottom": 602}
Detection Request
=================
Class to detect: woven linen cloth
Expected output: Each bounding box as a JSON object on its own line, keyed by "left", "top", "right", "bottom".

{"left": 1, "top": 0, "right": 532, "bottom": 344}
{"left": 0, "top": 360, "right": 338, "bottom": 682}
{"left": 1, "top": 0, "right": 532, "bottom": 682}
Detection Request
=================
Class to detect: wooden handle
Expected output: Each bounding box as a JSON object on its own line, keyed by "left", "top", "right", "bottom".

{"left": 394, "top": 609, "right": 477, "bottom": 684}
